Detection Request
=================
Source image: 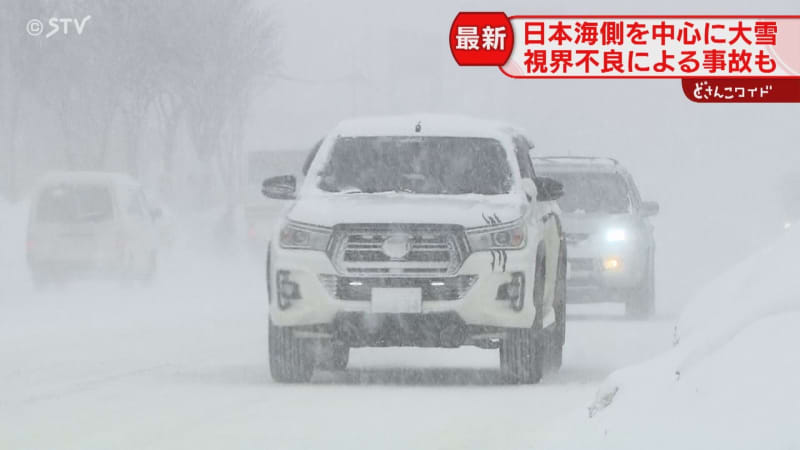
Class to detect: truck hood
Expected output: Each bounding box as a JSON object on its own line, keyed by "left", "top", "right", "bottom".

{"left": 288, "top": 193, "right": 526, "bottom": 228}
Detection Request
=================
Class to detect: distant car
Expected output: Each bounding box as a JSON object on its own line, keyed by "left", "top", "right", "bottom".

{"left": 262, "top": 114, "right": 567, "bottom": 384}
{"left": 27, "top": 172, "right": 161, "bottom": 286}
{"left": 533, "top": 157, "right": 659, "bottom": 318}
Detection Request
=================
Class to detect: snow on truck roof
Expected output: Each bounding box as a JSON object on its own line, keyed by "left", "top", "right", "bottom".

{"left": 332, "top": 114, "right": 526, "bottom": 140}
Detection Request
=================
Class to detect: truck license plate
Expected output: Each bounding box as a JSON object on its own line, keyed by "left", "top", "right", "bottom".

{"left": 371, "top": 288, "right": 422, "bottom": 313}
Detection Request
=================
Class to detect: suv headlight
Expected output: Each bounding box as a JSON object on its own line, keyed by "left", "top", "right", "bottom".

{"left": 605, "top": 228, "right": 627, "bottom": 242}
{"left": 279, "top": 221, "right": 331, "bottom": 251}
{"left": 467, "top": 221, "right": 527, "bottom": 251}
{"left": 605, "top": 228, "right": 636, "bottom": 242}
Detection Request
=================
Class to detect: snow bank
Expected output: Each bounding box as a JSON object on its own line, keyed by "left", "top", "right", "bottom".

{"left": 538, "top": 228, "right": 800, "bottom": 449}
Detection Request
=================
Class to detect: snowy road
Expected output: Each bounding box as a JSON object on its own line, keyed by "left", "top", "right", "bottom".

{"left": 0, "top": 252, "right": 674, "bottom": 450}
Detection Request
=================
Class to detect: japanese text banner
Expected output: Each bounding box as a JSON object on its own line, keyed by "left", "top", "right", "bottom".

{"left": 495, "top": 16, "right": 800, "bottom": 78}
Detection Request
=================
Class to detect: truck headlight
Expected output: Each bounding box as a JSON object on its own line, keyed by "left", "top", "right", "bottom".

{"left": 279, "top": 222, "right": 331, "bottom": 251}
{"left": 467, "top": 221, "right": 526, "bottom": 251}
{"left": 605, "top": 228, "right": 627, "bottom": 242}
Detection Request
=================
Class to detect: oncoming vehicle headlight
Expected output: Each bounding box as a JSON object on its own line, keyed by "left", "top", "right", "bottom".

{"left": 605, "top": 228, "right": 627, "bottom": 242}
{"left": 467, "top": 221, "right": 527, "bottom": 251}
{"left": 279, "top": 222, "right": 331, "bottom": 251}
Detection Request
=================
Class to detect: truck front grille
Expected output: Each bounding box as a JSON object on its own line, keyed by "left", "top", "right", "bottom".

{"left": 329, "top": 224, "right": 468, "bottom": 276}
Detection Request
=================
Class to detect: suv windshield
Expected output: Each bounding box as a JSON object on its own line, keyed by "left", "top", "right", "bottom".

{"left": 36, "top": 185, "right": 114, "bottom": 223}
{"left": 316, "top": 136, "right": 513, "bottom": 195}
{"left": 542, "top": 172, "right": 631, "bottom": 214}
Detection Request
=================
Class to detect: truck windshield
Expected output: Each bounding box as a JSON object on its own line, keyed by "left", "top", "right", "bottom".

{"left": 316, "top": 136, "right": 513, "bottom": 195}
{"left": 542, "top": 172, "right": 631, "bottom": 214}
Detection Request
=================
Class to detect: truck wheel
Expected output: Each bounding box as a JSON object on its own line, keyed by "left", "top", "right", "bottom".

{"left": 625, "top": 257, "right": 655, "bottom": 319}
{"left": 317, "top": 341, "right": 350, "bottom": 371}
{"left": 501, "top": 327, "right": 545, "bottom": 384}
{"left": 500, "top": 249, "right": 546, "bottom": 384}
{"left": 545, "top": 244, "right": 567, "bottom": 373}
{"left": 269, "top": 320, "right": 315, "bottom": 383}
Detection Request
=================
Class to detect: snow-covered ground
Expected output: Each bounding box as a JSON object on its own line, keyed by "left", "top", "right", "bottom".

{"left": 4, "top": 195, "right": 798, "bottom": 449}
{"left": 537, "top": 227, "right": 800, "bottom": 450}
{"left": 0, "top": 199, "right": 675, "bottom": 449}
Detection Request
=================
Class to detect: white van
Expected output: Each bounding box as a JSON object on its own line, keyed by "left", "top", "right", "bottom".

{"left": 27, "top": 172, "right": 160, "bottom": 286}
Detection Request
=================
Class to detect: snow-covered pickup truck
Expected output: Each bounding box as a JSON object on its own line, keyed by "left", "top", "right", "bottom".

{"left": 262, "top": 115, "right": 567, "bottom": 384}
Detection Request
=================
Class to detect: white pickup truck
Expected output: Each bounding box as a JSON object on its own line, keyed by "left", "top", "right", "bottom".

{"left": 262, "top": 114, "right": 567, "bottom": 384}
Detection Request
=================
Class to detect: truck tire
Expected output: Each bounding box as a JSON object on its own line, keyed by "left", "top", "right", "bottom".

{"left": 269, "top": 320, "right": 315, "bottom": 383}
{"left": 545, "top": 243, "right": 567, "bottom": 373}
{"left": 625, "top": 256, "right": 655, "bottom": 319}
{"left": 500, "top": 248, "right": 546, "bottom": 384}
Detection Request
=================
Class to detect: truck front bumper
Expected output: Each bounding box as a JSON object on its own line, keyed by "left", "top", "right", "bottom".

{"left": 268, "top": 245, "right": 552, "bottom": 332}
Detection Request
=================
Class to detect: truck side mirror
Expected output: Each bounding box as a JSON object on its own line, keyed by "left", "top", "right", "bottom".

{"left": 535, "top": 177, "right": 564, "bottom": 202}
{"left": 262, "top": 175, "right": 296, "bottom": 200}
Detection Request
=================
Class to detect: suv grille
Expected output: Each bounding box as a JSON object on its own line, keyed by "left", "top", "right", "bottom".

{"left": 329, "top": 224, "right": 468, "bottom": 276}
{"left": 568, "top": 257, "right": 595, "bottom": 271}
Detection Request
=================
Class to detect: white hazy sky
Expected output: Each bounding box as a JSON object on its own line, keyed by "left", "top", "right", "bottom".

{"left": 248, "top": 0, "right": 800, "bottom": 310}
